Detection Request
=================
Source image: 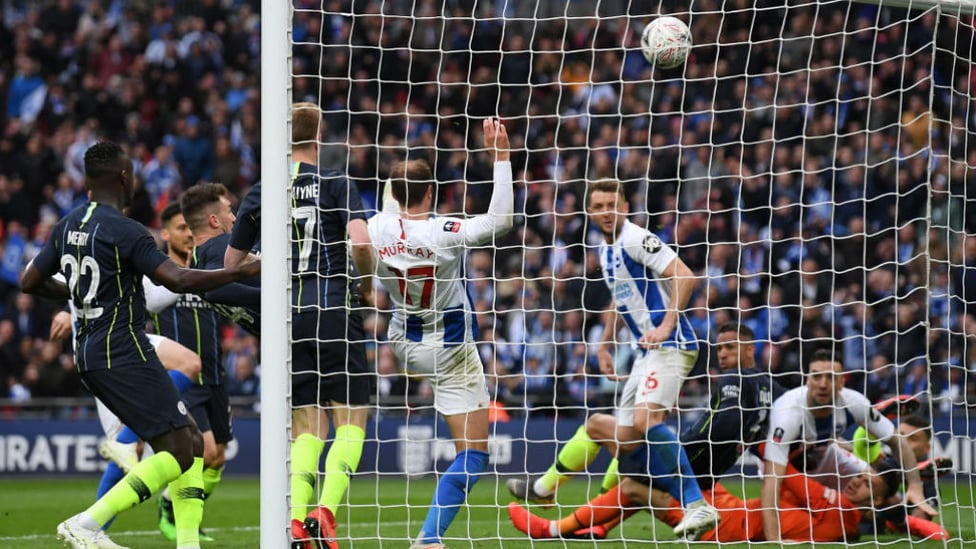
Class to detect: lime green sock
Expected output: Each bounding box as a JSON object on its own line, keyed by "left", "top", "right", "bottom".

{"left": 600, "top": 458, "right": 620, "bottom": 492}
{"left": 538, "top": 425, "right": 601, "bottom": 494}
{"left": 291, "top": 433, "right": 325, "bottom": 521}
{"left": 318, "top": 424, "right": 366, "bottom": 513}
{"left": 202, "top": 466, "right": 223, "bottom": 499}
{"left": 170, "top": 457, "right": 204, "bottom": 548}
{"left": 87, "top": 451, "right": 182, "bottom": 527}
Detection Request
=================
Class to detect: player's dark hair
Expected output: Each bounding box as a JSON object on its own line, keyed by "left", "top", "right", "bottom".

{"left": 901, "top": 414, "right": 932, "bottom": 440}
{"left": 874, "top": 456, "right": 903, "bottom": 500}
{"left": 389, "top": 159, "right": 433, "bottom": 208}
{"left": 160, "top": 200, "right": 183, "bottom": 227}
{"left": 180, "top": 182, "right": 229, "bottom": 231}
{"left": 84, "top": 141, "right": 126, "bottom": 180}
{"left": 586, "top": 179, "right": 627, "bottom": 207}
{"left": 809, "top": 348, "right": 843, "bottom": 369}
{"left": 717, "top": 321, "right": 755, "bottom": 341}
{"left": 292, "top": 102, "right": 322, "bottom": 146}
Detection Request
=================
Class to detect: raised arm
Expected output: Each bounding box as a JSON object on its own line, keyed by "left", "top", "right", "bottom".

{"left": 460, "top": 118, "right": 514, "bottom": 245}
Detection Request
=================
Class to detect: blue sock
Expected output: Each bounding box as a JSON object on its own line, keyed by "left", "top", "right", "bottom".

{"left": 115, "top": 425, "right": 139, "bottom": 444}
{"left": 167, "top": 369, "right": 194, "bottom": 393}
{"left": 646, "top": 423, "right": 704, "bottom": 507}
{"left": 96, "top": 462, "right": 125, "bottom": 530}
{"left": 417, "top": 449, "right": 489, "bottom": 544}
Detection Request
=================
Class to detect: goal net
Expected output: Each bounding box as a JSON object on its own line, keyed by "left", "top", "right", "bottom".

{"left": 266, "top": 0, "right": 976, "bottom": 546}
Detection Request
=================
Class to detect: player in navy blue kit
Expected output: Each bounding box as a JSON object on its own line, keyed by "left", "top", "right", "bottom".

{"left": 183, "top": 184, "right": 260, "bottom": 335}
{"left": 20, "top": 141, "right": 260, "bottom": 549}
{"left": 147, "top": 189, "right": 258, "bottom": 542}
{"left": 225, "top": 102, "right": 375, "bottom": 549}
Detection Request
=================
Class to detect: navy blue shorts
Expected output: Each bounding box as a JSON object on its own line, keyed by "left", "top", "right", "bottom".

{"left": 81, "top": 360, "right": 192, "bottom": 441}
{"left": 183, "top": 383, "right": 234, "bottom": 444}
{"left": 292, "top": 309, "right": 372, "bottom": 407}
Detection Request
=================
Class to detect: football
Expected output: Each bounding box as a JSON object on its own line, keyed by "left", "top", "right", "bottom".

{"left": 640, "top": 16, "right": 692, "bottom": 69}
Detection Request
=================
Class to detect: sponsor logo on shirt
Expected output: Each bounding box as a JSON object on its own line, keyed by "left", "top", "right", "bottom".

{"left": 443, "top": 221, "right": 461, "bottom": 233}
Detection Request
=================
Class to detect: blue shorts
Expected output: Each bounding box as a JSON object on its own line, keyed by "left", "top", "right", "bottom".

{"left": 81, "top": 360, "right": 192, "bottom": 441}
{"left": 183, "top": 383, "right": 234, "bottom": 444}
{"left": 291, "top": 309, "right": 372, "bottom": 407}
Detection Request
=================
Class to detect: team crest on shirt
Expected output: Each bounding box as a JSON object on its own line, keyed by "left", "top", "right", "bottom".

{"left": 643, "top": 234, "right": 663, "bottom": 254}
{"left": 772, "top": 427, "right": 784, "bottom": 443}
{"left": 177, "top": 401, "right": 188, "bottom": 416}
{"left": 443, "top": 221, "right": 461, "bottom": 232}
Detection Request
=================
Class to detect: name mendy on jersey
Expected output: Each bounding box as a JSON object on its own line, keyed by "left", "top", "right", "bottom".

{"left": 67, "top": 231, "right": 89, "bottom": 246}
{"left": 377, "top": 242, "right": 436, "bottom": 260}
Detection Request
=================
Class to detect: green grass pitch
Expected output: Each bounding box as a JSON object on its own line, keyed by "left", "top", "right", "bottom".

{"left": 1, "top": 475, "right": 972, "bottom": 548}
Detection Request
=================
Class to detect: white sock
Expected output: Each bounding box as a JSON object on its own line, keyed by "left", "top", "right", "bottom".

{"left": 532, "top": 478, "right": 554, "bottom": 497}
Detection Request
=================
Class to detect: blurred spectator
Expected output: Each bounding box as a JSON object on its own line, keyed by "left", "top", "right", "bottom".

{"left": 1, "top": 1, "right": 973, "bottom": 418}
{"left": 227, "top": 354, "right": 260, "bottom": 398}
{"left": 173, "top": 115, "right": 214, "bottom": 188}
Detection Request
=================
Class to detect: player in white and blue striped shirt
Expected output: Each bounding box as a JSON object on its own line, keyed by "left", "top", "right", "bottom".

{"left": 588, "top": 178, "right": 718, "bottom": 539}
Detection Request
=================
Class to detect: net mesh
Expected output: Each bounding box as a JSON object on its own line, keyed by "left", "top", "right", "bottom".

{"left": 288, "top": 0, "right": 975, "bottom": 545}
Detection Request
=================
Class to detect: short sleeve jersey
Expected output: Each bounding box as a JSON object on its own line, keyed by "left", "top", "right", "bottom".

{"left": 367, "top": 212, "right": 477, "bottom": 346}
{"left": 765, "top": 386, "right": 896, "bottom": 466}
{"left": 229, "top": 182, "right": 260, "bottom": 253}
{"left": 682, "top": 368, "right": 785, "bottom": 479}
{"left": 290, "top": 163, "right": 367, "bottom": 309}
{"left": 31, "top": 202, "right": 169, "bottom": 371}
{"left": 191, "top": 233, "right": 260, "bottom": 337}
{"left": 598, "top": 220, "right": 698, "bottom": 350}
{"left": 147, "top": 278, "right": 221, "bottom": 384}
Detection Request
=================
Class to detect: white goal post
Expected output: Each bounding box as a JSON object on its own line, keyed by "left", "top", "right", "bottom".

{"left": 260, "top": 0, "right": 976, "bottom": 546}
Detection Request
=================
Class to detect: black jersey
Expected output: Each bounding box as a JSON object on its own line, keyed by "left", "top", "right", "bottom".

{"left": 191, "top": 233, "right": 260, "bottom": 337}
{"left": 227, "top": 163, "right": 367, "bottom": 310}
{"left": 32, "top": 202, "right": 168, "bottom": 371}
{"left": 290, "top": 163, "right": 367, "bottom": 309}
{"left": 229, "top": 182, "right": 260, "bottom": 254}
{"left": 682, "top": 367, "right": 786, "bottom": 484}
{"left": 149, "top": 289, "right": 222, "bottom": 385}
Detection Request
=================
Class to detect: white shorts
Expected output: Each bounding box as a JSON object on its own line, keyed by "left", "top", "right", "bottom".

{"left": 616, "top": 347, "right": 697, "bottom": 428}
{"left": 390, "top": 341, "right": 489, "bottom": 416}
{"left": 147, "top": 333, "right": 164, "bottom": 350}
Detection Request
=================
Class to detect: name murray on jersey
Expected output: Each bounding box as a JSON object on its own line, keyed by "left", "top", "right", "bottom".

{"left": 377, "top": 242, "right": 436, "bottom": 260}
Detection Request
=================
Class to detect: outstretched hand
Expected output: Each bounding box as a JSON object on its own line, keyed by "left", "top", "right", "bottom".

{"left": 483, "top": 118, "right": 510, "bottom": 162}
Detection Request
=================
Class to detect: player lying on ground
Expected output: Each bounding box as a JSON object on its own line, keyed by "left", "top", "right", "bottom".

{"left": 510, "top": 458, "right": 948, "bottom": 542}
{"left": 509, "top": 322, "right": 783, "bottom": 523}
{"left": 761, "top": 350, "right": 936, "bottom": 540}
{"left": 510, "top": 322, "right": 783, "bottom": 539}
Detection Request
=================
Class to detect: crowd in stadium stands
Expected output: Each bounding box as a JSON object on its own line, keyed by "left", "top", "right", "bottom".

{"left": 1, "top": 1, "right": 975, "bottom": 418}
